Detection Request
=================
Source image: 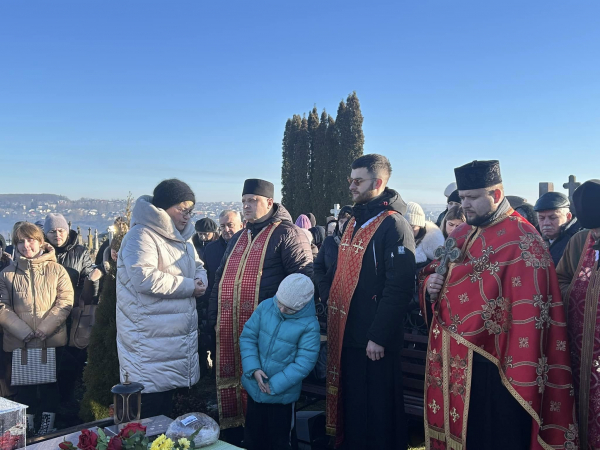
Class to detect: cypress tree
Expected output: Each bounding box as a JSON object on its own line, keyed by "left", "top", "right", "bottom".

{"left": 307, "top": 107, "right": 321, "bottom": 219}
{"left": 325, "top": 114, "right": 338, "bottom": 215}
{"left": 79, "top": 262, "right": 120, "bottom": 421}
{"left": 292, "top": 115, "right": 310, "bottom": 219}
{"left": 281, "top": 118, "right": 295, "bottom": 211}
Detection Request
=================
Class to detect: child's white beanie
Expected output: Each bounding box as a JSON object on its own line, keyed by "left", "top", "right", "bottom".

{"left": 276, "top": 274, "right": 314, "bottom": 311}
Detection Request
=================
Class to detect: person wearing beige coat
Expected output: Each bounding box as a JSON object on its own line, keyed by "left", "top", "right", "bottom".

{"left": 0, "top": 222, "right": 74, "bottom": 434}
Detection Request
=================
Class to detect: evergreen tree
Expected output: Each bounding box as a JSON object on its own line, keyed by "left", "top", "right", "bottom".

{"left": 79, "top": 260, "right": 120, "bottom": 422}
{"left": 281, "top": 118, "right": 295, "bottom": 211}
{"left": 291, "top": 115, "right": 310, "bottom": 219}
{"left": 325, "top": 114, "right": 338, "bottom": 214}
{"left": 307, "top": 107, "right": 321, "bottom": 218}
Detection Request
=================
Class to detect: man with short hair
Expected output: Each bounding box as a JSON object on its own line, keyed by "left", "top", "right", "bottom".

{"left": 197, "top": 210, "right": 243, "bottom": 375}
{"left": 325, "top": 154, "right": 416, "bottom": 449}
{"left": 421, "top": 161, "right": 576, "bottom": 450}
{"left": 208, "top": 179, "right": 313, "bottom": 430}
{"left": 534, "top": 192, "right": 581, "bottom": 266}
{"left": 556, "top": 180, "right": 600, "bottom": 449}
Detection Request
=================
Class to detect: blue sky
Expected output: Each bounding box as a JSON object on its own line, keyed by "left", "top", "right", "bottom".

{"left": 1, "top": 1, "right": 598, "bottom": 205}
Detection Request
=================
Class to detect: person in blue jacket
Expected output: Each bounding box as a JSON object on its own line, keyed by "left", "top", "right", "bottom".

{"left": 240, "top": 273, "right": 321, "bottom": 450}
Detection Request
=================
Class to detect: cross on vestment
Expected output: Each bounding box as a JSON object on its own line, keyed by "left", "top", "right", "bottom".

{"left": 563, "top": 175, "right": 581, "bottom": 202}
{"left": 329, "top": 303, "right": 339, "bottom": 315}
{"left": 352, "top": 239, "right": 365, "bottom": 254}
{"left": 340, "top": 238, "right": 351, "bottom": 251}
{"left": 330, "top": 204, "right": 341, "bottom": 219}
{"left": 329, "top": 366, "right": 339, "bottom": 382}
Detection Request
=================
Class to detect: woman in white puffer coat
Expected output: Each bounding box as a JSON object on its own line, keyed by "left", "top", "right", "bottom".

{"left": 116, "top": 179, "right": 207, "bottom": 418}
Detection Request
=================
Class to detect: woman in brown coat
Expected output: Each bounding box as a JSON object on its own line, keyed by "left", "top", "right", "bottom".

{"left": 0, "top": 222, "right": 74, "bottom": 435}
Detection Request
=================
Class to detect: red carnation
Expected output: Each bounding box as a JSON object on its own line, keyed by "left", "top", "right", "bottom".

{"left": 77, "top": 430, "right": 98, "bottom": 450}
{"left": 59, "top": 442, "right": 75, "bottom": 450}
{"left": 118, "top": 422, "right": 146, "bottom": 439}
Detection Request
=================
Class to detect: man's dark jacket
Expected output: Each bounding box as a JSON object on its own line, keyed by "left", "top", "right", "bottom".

{"left": 546, "top": 218, "right": 583, "bottom": 267}
{"left": 192, "top": 233, "right": 212, "bottom": 262}
{"left": 332, "top": 188, "right": 416, "bottom": 352}
{"left": 49, "top": 229, "right": 98, "bottom": 302}
{"left": 198, "top": 236, "right": 228, "bottom": 329}
{"left": 313, "top": 235, "right": 339, "bottom": 303}
{"left": 208, "top": 203, "right": 313, "bottom": 327}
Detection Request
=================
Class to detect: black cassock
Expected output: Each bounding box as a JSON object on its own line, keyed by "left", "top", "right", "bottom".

{"left": 466, "top": 354, "right": 532, "bottom": 449}
{"left": 340, "top": 347, "right": 408, "bottom": 450}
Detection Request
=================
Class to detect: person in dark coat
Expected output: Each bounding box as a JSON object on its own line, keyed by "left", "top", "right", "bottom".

{"left": 534, "top": 192, "right": 582, "bottom": 266}
{"left": 44, "top": 213, "right": 100, "bottom": 408}
{"left": 193, "top": 217, "right": 219, "bottom": 261}
{"left": 325, "top": 154, "right": 416, "bottom": 450}
{"left": 435, "top": 182, "right": 458, "bottom": 227}
{"left": 197, "top": 210, "right": 243, "bottom": 376}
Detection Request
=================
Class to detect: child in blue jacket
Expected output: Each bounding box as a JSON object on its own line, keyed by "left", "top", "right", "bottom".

{"left": 240, "top": 273, "right": 321, "bottom": 450}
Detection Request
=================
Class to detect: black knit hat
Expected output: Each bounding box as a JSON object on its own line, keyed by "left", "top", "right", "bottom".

{"left": 242, "top": 179, "right": 274, "bottom": 198}
{"left": 195, "top": 218, "right": 218, "bottom": 233}
{"left": 573, "top": 180, "right": 600, "bottom": 229}
{"left": 447, "top": 190, "right": 461, "bottom": 205}
{"left": 339, "top": 205, "right": 353, "bottom": 217}
{"left": 454, "top": 160, "right": 502, "bottom": 191}
{"left": 152, "top": 179, "right": 195, "bottom": 210}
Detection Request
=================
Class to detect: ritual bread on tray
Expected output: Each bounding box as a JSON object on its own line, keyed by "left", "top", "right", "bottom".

{"left": 166, "top": 412, "right": 220, "bottom": 448}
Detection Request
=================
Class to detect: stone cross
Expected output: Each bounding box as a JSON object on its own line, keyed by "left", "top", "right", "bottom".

{"left": 433, "top": 237, "right": 461, "bottom": 275}
{"left": 539, "top": 182, "right": 554, "bottom": 198}
{"left": 330, "top": 204, "right": 341, "bottom": 219}
{"left": 563, "top": 175, "right": 581, "bottom": 202}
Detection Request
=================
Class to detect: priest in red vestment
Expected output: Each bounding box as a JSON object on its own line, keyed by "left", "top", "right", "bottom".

{"left": 420, "top": 160, "right": 578, "bottom": 450}
{"left": 557, "top": 179, "right": 600, "bottom": 450}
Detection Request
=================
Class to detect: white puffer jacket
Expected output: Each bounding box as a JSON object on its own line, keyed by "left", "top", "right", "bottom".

{"left": 415, "top": 221, "right": 445, "bottom": 264}
{"left": 116, "top": 196, "right": 207, "bottom": 393}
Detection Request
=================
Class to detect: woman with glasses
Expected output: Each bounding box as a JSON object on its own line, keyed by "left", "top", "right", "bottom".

{"left": 116, "top": 179, "right": 208, "bottom": 418}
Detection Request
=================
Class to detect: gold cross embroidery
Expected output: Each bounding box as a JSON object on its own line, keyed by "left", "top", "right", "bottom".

{"left": 340, "top": 239, "right": 351, "bottom": 251}
{"left": 352, "top": 239, "right": 365, "bottom": 254}
{"left": 428, "top": 399, "right": 440, "bottom": 414}
{"left": 329, "top": 366, "right": 339, "bottom": 382}
{"left": 450, "top": 407, "right": 460, "bottom": 423}
{"left": 329, "top": 303, "right": 338, "bottom": 316}
{"left": 433, "top": 324, "right": 440, "bottom": 340}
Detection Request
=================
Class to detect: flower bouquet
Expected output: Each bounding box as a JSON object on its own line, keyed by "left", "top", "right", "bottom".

{"left": 58, "top": 423, "right": 203, "bottom": 450}
{"left": 0, "top": 430, "right": 24, "bottom": 450}
{"left": 59, "top": 423, "right": 148, "bottom": 450}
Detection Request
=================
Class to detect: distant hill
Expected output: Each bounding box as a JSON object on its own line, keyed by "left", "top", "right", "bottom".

{"left": 0, "top": 194, "right": 69, "bottom": 203}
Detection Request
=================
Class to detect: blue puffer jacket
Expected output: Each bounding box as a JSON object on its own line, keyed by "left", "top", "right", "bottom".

{"left": 240, "top": 296, "right": 320, "bottom": 404}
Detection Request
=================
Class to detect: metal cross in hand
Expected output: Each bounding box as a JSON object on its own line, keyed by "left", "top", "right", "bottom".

{"left": 434, "top": 237, "right": 461, "bottom": 275}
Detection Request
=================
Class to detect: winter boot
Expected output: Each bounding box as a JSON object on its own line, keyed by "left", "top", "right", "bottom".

{"left": 36, "top": 412, "right": 55, "bottom": 436}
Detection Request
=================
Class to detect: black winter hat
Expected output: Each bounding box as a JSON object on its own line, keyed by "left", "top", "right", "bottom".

{"left": 534, "top": 192, "right": 570, "bottom": 212}
{"left": 152, "top": 179, "right": 195, "bottom": 210}
{"left": 242, "top": 179, "right": 274, "bottom": 198}
{"left": 447, "top": 190, "right": 461, "bottom": 205}
{"left": 573, "top": 180, "right": 600, "bottom": 229}
{"left": 454, "top": 160, "right": 502, "bottom": 191}
{"left": 195, "top": 218, "right": 218, "bottom": 233}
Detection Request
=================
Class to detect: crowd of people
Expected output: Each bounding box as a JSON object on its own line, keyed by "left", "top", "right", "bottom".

{"left": 0, "top": 155, "right": 599, "bottom": 450}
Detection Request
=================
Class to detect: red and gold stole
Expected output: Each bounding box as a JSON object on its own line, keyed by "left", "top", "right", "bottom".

{"left": 325, "top": 210, "right": 397, "bottom": 446}
{"left": 419, "top": 211, "right": 577, "bottom": 450}
{"left": 216, "top": 223, "right": 279, "bottom": 429}
{"left": 566, "top": 232, "right": 600, "bottom": 450}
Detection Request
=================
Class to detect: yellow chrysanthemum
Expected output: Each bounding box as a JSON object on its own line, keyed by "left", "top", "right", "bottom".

{"left": 177, "top": 438, "right": 190, "bottom": 450}
{"left": 150, "top": 435, "right": 167, "bottom": 450}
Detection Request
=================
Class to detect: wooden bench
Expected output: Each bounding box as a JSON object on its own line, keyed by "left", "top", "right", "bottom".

{"left": 300, "top": 332, "right": 428, "bottom": 417}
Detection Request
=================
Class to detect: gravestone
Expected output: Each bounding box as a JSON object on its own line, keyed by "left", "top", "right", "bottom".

{"left": 539, "top": 182, "right": 554, "bottom": 198}
{"left": 563, "top": 175, "right": 581, "bottom": 202}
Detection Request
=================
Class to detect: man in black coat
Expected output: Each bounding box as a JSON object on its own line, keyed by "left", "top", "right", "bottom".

{"left": 534, "top": 192, "right": 582, "bottom": 266}
{"left": 325, "top": 155, "right": 415, "bottom": 450}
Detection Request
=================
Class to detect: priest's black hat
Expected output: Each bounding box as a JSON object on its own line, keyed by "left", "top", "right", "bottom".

{"left": 573, "top": 180, "right": 600, "bottom": 229}
{"left": 454, "top": 160, "right": 502, "bottom": 191}
{"left": 534, "top": 192, "right": 570, "bottom": 212}
{"left": 242, "top": 179, "right": 275, "bottom": 198}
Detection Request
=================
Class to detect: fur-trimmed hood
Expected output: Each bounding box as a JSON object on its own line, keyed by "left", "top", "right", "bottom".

{"left": 415, "top": 221, "right": 445, "bottom": 264}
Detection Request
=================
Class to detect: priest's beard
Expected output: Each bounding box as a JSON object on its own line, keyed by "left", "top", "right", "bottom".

{"left": 465, "top": 210, "right": 495, "bottom": 227}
